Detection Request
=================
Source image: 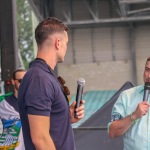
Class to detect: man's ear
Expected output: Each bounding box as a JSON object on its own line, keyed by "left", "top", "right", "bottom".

{"left": 55, "top": 39, "right": 60, "bottom": 50}
{"left": 11, "top": 79, "right": 15, "bottom": 85}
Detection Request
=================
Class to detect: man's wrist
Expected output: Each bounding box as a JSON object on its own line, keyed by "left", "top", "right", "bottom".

{"left": 130, "top": 112, "right": 136, "bottom": 123}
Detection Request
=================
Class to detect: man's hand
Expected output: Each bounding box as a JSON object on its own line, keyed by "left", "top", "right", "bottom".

{"left": 70, "top": 100, "right": 85, "bottom": 123}
{"left": 132, "top": 101, "right": 150, "bottom": 120}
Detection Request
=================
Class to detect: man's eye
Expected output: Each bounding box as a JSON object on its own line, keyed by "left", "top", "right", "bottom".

{"left": 145, "top": 68, "right": 150, "bottom": 72}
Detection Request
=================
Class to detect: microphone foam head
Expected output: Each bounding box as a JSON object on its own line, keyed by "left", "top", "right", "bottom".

{"left": 144, "top": 82, "right": 150, "bottom": 90}
{"left": 77, "top": 78, "right": 85, "bottom": 85}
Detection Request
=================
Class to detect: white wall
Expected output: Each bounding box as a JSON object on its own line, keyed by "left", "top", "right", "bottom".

{"left": 57, "top": 57, "right": 147, "bottom": 97}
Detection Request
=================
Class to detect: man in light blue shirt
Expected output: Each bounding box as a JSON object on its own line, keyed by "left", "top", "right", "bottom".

{"left": 108, "top": 57, "right": 150, "bottom": 150}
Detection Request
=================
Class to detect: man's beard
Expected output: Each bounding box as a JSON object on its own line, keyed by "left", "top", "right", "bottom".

{"left": 146, "top": 79, "right": 150, "bottom": 83}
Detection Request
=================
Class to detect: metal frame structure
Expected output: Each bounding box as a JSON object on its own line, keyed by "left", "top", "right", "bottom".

{"left": 114, "top": 0, "right": 150, "bottom": 17}
{"left": 28, "top": 0, "right": 150, "bottom": 28}
{"left": 0, "top": 0, "right": 19, "bottom": 93}
{"left": 27, "top": 0, "right": 150, "bottom": 86}
{"left": 0, "top": 0, "right": 149, "bottom": 91}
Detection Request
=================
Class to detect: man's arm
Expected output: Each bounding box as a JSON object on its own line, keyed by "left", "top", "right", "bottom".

{"left": 109, "top": 115, "right": 134, "bottom": 138}
{"left": 28, "top": 115, "right": 56, "bottom": 150}
{"left": 109, "top": 101, "right": 150, "bottom": 138}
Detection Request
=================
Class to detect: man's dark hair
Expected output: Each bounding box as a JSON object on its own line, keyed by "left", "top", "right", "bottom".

{"left": 35, "top": 17, "right": 69, "bottom": 46}
{"left": 12, "top": 69, "right": 26, "bottom": 80}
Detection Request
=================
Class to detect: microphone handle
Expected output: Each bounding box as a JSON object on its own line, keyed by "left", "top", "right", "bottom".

{"left": 143, "top": 90, "right": 150, "bottom": 101}
{"left": 74, "top": 84, "right": 84, "bottom": 118}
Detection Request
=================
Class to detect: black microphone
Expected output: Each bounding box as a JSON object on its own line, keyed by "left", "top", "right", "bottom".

{"left": 74, "top": 78, "right": 85, "bottom": 118}
{"left": 143, "top": 82, "right": 150, "bottom": 101}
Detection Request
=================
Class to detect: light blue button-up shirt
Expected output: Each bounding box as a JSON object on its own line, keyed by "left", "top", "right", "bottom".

{"left": 108, "top": 84, "right": 150, "bottom": 150}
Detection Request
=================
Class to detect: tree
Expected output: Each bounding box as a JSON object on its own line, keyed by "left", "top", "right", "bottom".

{"left": 16, "top": 0, "right": 34, "bottom": 69}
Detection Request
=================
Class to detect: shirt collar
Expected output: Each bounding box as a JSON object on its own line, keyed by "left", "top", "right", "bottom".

{"left": 136, "top": 84, "right": 144, "bottom": 94}
{"left": 29, "top": 59, "right": 56, "bottom": 77}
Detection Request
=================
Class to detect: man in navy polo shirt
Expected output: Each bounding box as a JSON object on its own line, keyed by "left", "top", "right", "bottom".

{"left": 18, "top": 17, "right": 85, "bottom": 150}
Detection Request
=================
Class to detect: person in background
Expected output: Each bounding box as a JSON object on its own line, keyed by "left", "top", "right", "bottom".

{"left": 0, "top": 69, "right": 26, "bottom": 150}
{"left": 18, "top": 17, "right": 85, "bottom": 150}
{"left": 108, "top": 57, "right": 150, "bottom": 150}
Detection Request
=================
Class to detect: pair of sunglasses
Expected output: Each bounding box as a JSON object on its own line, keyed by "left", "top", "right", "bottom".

{"left": 15, "top": 79, "right": 22, "bottom": 83}
{"left": 57, "top": 76, "right": 70, "bottom": 96}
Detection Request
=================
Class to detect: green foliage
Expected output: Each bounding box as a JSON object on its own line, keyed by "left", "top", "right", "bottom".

{"left": 16, "top": 0, "right": 34, "bottom": 69}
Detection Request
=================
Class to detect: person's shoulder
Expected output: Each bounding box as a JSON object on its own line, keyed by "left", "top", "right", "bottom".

{"left": 23, "top": 66, "right": 46, "bottom": 80}
{"left": 121, "top": 85, "right": 142, "bottom": 96}
{"left": 25, "top": 67, "right": 56, "bottom": 86}
{"left": 27, "top": 64, "right": 53, "bottom": 77}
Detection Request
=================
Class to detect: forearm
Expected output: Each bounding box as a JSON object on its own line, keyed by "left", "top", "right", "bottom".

{"left": 28, "top": 115, "right": 56, "bottom": 150}
{"left": 109, "top": 101, "right": 150, "bottom": 138}
{"left": 109, "top": 115, "right": 133, "bottom": 138}
{"left": 33, "top": 135, "right": 56, "bottom": 150}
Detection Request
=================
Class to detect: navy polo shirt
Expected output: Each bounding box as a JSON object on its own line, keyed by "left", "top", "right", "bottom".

{"left": 18, "top": 59, "right": 75, "bottom": 150}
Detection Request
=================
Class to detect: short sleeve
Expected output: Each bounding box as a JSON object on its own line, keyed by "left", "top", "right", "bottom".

{"left": 25, "top": 75, "right": 54, "bottom": 116}
{"left": 110, "top": 91, "right": 127, "bottom": 122}
{"left": 107, "top": 91, "right": 126, "bottom": 133}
